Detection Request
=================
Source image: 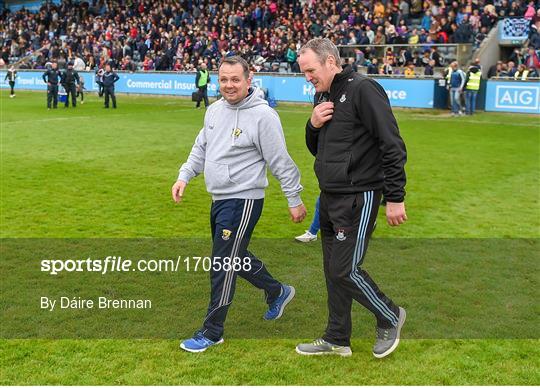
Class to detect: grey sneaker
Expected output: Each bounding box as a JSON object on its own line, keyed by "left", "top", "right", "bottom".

{"left": 296, "top": 338, "right": 352, "bottom": 357}
{"left": 373, "top": 306, "right": 406, "bottom": 358}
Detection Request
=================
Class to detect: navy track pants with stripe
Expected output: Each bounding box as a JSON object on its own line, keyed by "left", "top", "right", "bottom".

{"left": 320, "top": 190, "right": 400, "bottom": 347}
{"left": 201, "top": 198, "right": 282, "bottom": 341}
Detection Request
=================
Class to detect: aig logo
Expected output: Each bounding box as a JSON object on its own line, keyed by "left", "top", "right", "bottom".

{"left": 495, "top": 85, "right": 540, "bottom": 111}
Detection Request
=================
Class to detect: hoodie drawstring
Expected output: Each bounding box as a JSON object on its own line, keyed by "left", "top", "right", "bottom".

{"left": 231, "top": 108, "right": 240, "bottom": 145}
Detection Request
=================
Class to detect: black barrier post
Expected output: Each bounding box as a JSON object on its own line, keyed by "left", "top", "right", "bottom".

{"left": 433, "top": 78, "right": 448, "bottom": 109}
{"left": 476, "top": 79, "right": 487, "bottom": 111}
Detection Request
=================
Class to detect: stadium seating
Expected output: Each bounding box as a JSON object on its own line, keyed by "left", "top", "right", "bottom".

{"left": 0, "top": 0, "right": 538, "bottom": 75}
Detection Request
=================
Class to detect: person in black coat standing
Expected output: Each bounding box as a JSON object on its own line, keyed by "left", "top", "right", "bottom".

{"left": 61, "top": 61, "right": 80, "bottom": 108}
{"left": 101, "top": 64, "right": 120, "bottom": 109}
{"left": 42, "top": 62, "right": 62, "bottom": 109}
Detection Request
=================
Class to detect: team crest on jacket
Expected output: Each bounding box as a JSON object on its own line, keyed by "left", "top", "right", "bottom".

{"left": 339, "top": 93, "right": 346, "bottom": 103}
{"left": 336, "top": 229, "right": 346, "bottom": 241}
{"left": 233, "top": 128, "right": 242, "bottom": 137}
{"left": 222, "top": 229, "right": 232, "bottom": 240}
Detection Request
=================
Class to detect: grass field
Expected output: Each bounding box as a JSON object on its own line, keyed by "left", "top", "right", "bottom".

{"left": 1, "top": 90, "right": 539, "bottom": 385}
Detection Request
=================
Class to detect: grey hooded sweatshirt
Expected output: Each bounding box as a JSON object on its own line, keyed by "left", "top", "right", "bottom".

{"left": 178, "top": 87, "right": 303, "bottom": 207}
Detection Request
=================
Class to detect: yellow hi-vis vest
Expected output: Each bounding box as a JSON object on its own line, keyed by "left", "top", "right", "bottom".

{"left": 197, "top": 69, "right": 209, "bottom": 87}
{"left": 445, "top": 66, "right": 453, "bottom": 82}
{"left": 466, "top": 72, "right": 481, "bottom": 90}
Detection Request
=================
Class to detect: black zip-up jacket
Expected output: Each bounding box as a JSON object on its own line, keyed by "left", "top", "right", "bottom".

{"left": 306, "top": 66, "right": 407, "bottom": 202}
{"left": 61, "top": 69, "right": 80, "bottom": 86}
{"left": 42, "top": 69, "right": 61, "bottom": 85}
{"left": 101, "top": 71, "right": 120, "bottom": 87}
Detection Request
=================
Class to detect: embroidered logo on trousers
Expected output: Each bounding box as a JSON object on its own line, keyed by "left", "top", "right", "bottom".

{"left": 222, "top": 229, "right": 232, "bottom": 240}
{"left": 336, "top": 229, "right": 346, "bottom": 241}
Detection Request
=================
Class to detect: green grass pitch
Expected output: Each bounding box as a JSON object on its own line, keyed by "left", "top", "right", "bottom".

{"left": 1, "top": 90, "right": 539, "bottom": 385}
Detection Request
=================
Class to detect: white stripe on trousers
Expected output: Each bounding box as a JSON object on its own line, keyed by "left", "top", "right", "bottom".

{"left": 204, "top": 199, "right": 254, "bottom": 323}
{"left": 350, "top": 191, "right": 398, "bottom": 326}
{"left": 219, "top": 199, "right": 253, "bottom": 306}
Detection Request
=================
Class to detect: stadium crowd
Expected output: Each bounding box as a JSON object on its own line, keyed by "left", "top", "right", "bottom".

{"left": 486, "top": 45, "right": 540, "bottom": 77}
{"left": 1, "top": 0, "right": 539, "bottom": 74}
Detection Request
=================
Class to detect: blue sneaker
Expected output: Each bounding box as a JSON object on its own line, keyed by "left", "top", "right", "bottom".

{"left": 264, "top": 285, "right": 295, "bottom": 320}
{"left": 180, "top": 332, "right": 224, "bottom": 353}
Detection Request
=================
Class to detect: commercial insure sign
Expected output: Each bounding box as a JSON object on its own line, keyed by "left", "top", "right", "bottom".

{"left": 0, "top": 71, "right": 217, "bottom": 96}
{"left": 485, "top": 81, "right": 540, "bottom": 114}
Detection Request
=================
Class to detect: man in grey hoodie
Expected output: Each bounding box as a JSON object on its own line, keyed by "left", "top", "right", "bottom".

{"left": 172, "top": 56, "right": 307, "bottom": 353}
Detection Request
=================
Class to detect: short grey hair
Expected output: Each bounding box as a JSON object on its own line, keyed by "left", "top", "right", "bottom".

{"left": 299, "top": 38, "right": 341, "bottom": 65}
{"left": 219, "top": 56, "right": 250, "bottom": 79}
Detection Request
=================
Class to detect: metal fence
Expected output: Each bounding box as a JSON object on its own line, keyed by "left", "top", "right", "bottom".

{"left": 338, "top": 44, "right": 473, "bottom": 67}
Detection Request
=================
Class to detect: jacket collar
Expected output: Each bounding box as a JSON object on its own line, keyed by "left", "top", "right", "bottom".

{"left": 330, "top": 65, "right": 354, "bottom": 94}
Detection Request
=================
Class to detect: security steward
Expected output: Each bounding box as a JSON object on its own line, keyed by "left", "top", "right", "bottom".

{"left": 296, "top": 38, "right": 408, "bottom": 359}
{"left": 61, "top": 61, "right": 80, "bottom": 108}
{"left": 195, "top": 62, "right": 210, "bottom": 109}
{"left": 42, "top": 62, "right": 62, "bottom": 109}
{"left": 101, "top": 64, "right": 120, "bottom": 109}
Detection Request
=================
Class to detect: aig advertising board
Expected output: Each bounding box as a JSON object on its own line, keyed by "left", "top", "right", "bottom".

{"left": 485, "top": 81, "right": 540, "bottom": 114}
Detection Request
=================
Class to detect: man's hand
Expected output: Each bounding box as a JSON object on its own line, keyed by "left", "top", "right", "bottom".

{"left": 171, "top": 180, "right": 188, "bottom": 203}
{"left": 289, "top": 204, "right": 307, "bottom": 223}
{"left": 386, "top": 202, "right": 407, "bottom": 226}
{"left": 310, "top": 101, "right": 334, "bottom": 128}
{"left": 47, "top": 82, "right": 51, "bottom": 86}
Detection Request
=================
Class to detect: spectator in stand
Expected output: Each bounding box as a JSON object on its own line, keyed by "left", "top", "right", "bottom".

{"left": 367, "top": 58, "right": 379, "bottom": 74}
{"left": 507, "top": 61, "right": 517, "bottom": 77}
{"left": 514, "top": 64, "right": 533, "bottom": 80}
{"left": 382, "top": 57, "right": 394, "bottom": 75}
{"left": 488, "top": 61, "right": 503, "bottom": 78}
{"left": 499, "top": 63, "right": 510, "bottom": 77}
{"left": 399, "top": 0, "right": 410, "bottom": 23}
{"left": 524, "top": 47, "right": 540, "bottom": 70}
{"left": 421, "top": 10, "right": 433, "bottom": 31}
{"left": 286, "top": 44, "right": 298, "bottom": 71}
{"left": 142, "top": 55, "right": 154, "bottom": 71}
{"left": 474, "top": 26, "right": 488, "bottom": 48}
{"left": 425, "top": 59, "right": 435, "bottom": 75}
{"left": 404, "top": 62, "right": 416, "bottom": 78}
{"left": 455, "top": 14, "right": 474, "bottom": 43}
{"left": 72, "top": 56, "right": 86, "bottom": 71}
{"left": 528, "top": 67, "right": 539, "bottom": 77}
{"left": 121, "top": 56, "right": 137, "bottom": 72}
{"left": 408, "top": 28, "right": 420, "bottom": 44}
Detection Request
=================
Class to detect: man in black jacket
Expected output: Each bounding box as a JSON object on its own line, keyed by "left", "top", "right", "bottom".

{"left": 42, "top": 62, "right": 62, "bottom": 109}
{"left": 101, "top": 64, "right": 120, "bottom": 109}
{"left": 295, "top": 38, "right": 407, "bottom": 359}
{"left": 61, "top": 61, "right": 80, "bottom": 108}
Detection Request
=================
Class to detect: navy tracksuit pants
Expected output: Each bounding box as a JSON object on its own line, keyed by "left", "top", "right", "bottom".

{"left": 320, "top": 190, "right": 400, "bottom": 347}
{"left": 200, "top": 198, "right": 283, "bottom": 341}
